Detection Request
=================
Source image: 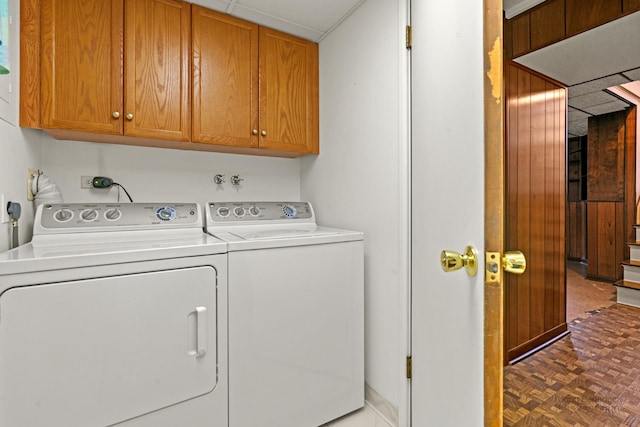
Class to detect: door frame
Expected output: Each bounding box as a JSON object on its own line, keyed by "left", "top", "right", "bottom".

{"left": 483, "top": 0, "right": 505, "bottom": 426}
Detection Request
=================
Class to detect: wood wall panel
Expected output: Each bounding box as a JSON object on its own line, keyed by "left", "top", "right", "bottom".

{"left": 566, "top": 0, "right": 622, "bottom": 36}
{"left": 530, "top": 0, "right": 565, "bottom": 50}
{"left": 587, "top": 202, "right": 625, "bottom": 280}
{"left": 624, "top": 0, "right": 640, "bottom": 12}
{"left": 505, "top": 63, "right": 567, "bottom": 363}
{"left": 567, "top": 201, "right": 587, "bottom": 260}
{"left": 511, "top": 14, "right": 530, "bottom": 58}
{"left": 587, "top": 111, "right": 626, "bottom": 201}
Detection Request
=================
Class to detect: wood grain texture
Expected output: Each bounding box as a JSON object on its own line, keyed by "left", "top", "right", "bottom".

{"left": 40, "top": 0, "right": 123, "bottom": 134}
{"left": 567, "top": 201, "right": 587, "bottom": 260}
{"left": 510, "top": 13, "right": 530, "bottom": 58}
{"left": 624, "top": 0, "right": 640, "bottom": 12}
{"left": 484, "top": 0, "right": 505, "bottom": 423}
{"left": 587, "top": 202, "right": 625, "bottom": 281}
{"left": 625, "top": 107, "right": 637, "bottom": 261}
{"left": 587, "top": 111, "right": 626, "bottom": 201}
{"left": 258, "top": 27, "right": 319, "bottom": 154}
{"left": 20, "top": 0, "right": 41, "bottom": 128}
{"left": 191, "top": 6, "right": 258, "bottom": 147}
{"left": 504, "top": 62, "right": 567, "bottom": 363}
{"left": 566, "top": 0, "right": 622, "bottom": 37}
{"left": 124, "top": 0, "right": 191, "bottom": 141}
{"left": 530, "top": 0, "right": 565, "bottom": 50}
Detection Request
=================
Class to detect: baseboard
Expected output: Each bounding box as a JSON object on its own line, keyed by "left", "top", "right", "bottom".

{"left": 365, "top": 384, "right": 398, "bottom": 427}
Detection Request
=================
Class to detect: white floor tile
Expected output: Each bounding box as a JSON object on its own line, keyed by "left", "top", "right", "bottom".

{"left": 325, "top": 405, "right": 393, "bottom": 427}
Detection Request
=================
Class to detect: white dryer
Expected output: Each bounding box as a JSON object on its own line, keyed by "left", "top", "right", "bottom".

{"left": 205, "top": 201, "right": 364, "bottom": 427}
{"left": 0, "top": 203, "right": 227, "bottom": 427}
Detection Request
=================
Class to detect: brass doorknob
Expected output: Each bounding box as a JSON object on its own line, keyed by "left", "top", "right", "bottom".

{"left": 441, "top": 245, "right": 478, "bottom": 277}
{"left": 503, "top": 251, "right": 526, "bottom": 274}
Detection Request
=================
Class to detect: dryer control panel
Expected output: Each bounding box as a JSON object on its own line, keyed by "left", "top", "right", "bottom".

{"left": 36, "top": 203, "right": 201, "bottom": 233}
{"left": 208, "top": 202, "right": 314, "bottom": 223}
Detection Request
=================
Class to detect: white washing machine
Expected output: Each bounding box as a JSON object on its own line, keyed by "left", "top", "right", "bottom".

{"left": 0, "top": 203, "right": 228, "bottom": 427}
{"left": 205, "top": 201, "right": 364, "bottom": 427}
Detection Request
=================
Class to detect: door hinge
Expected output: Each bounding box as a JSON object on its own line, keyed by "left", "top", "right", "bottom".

{"left": 406, "top": 25, "right": 412, "bottom": 49}
{"left": 406, "top": 356, "right": 412, "bottom": 379}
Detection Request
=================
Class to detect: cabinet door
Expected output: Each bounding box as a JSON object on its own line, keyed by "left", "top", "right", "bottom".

{"left": 259, "top": 28, "right": 319, "bottom": 154}
{"left": 124, "top": 0, "right": 191, "bottom": 141}
{"left": 41, "top": 0, "right": 123, "bottom": 134}
{"left": 192, "top": 7, "right": 259, "bottom": 147}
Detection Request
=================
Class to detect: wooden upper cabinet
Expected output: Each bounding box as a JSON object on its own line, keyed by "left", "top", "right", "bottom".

{"left": 566, "top": 0, "right": 622, "bottom": 37}
{"left": 259, "top": 27, "right": 319, "bottom": 154}
{"left": 40, "top": 0, "right": 190, "bottom": 141}
{"left": 530, "top": 0, "right": 565, "bottom": 50}
{"left": 192, "top": 6, "right": 258, "bottom": 147}
{"left": 40, "top": 0, "right": 123, "bottom": 134}
{"left": 124, "top": 0, "right": 191, "bottom": 141}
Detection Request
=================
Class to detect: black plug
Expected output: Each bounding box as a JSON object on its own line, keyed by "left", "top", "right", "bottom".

{"left": 92, "top": 176, "right": 114, "bottom": 188}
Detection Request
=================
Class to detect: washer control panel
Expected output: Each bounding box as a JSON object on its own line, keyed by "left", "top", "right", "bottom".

{"left": 39, "top": 203, "right": 200, "bottom": 231}
{"left": 208, "top": 202, "right": 313, "bottom": 223}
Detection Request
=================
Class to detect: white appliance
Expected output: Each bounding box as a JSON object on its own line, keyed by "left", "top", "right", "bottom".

{"left": 0, "top": 203, "right": 228, "bottom": 427}
{"left": 205, "top": 201, "right": 364, "bottom": 427}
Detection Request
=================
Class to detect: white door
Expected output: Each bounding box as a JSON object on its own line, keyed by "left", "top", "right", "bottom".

{"left": 411, "top": 1, "right": 500, "bottom": 426}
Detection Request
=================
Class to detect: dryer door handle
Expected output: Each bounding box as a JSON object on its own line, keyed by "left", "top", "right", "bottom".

{"left": 195, "top": 306, "right": 207, "bottom": 357}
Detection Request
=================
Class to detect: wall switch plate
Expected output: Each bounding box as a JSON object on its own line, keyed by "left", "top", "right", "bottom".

{"left": 81, "top": 176, "right": 93, "bottom": 189}
{"left": 27, "top": 169, "right": 38, "bottom": 201}
{"left": 0, "top": 193, "right": 9, "bottom": 224}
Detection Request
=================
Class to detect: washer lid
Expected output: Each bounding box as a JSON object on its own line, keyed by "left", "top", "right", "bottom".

{"left": 212, "top": 226, "right": 363, "bottom": 251}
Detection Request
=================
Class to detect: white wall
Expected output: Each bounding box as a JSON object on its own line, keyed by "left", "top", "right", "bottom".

{"left": 40, "top": 139, "right": 300, "bottom": 207}
{"left": 301, "top": 0, "right": 408, "bottom": 420}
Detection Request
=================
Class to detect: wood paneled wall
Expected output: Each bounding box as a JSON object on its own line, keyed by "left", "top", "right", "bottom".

{"left": 586, "top": 108, "right": 637, "bottom": 281}
{"left": 505, "top": 62, "right": 567, "bottom": 363}
{"left": 505, "top": 0, "right": 640, "bottom": 59}
{"left": 567, "top": 201, "right": 587, "bottom": 260}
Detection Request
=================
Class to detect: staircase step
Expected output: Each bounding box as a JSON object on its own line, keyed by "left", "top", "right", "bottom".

{"left": 614, "top": 280, "right": 640, "bottom": 308}
{"left": 622, "top": 262, "right": 640, "bottom": 282}
{"left": 629, "top": 243, "right": 640, "bottom": 261}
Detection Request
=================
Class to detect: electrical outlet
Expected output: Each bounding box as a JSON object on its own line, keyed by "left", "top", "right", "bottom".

{"left": 27, "top": 169, "right": 38, "bottom": 201}
{"left": 81, "top": 176, "right": 93, "bottom": 189}
{"left": 0, "top": 193, "right": 8, "bottom": 224}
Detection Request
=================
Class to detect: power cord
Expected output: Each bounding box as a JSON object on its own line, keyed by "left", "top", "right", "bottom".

{"left": 92, "top": 176, "right": 134, "bottom": 202}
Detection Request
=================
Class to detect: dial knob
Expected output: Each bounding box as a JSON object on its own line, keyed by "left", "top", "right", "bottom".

{"left": 217, "top": 206, "right": 230, "bottom": 217}
{"left": 282, "top": 205, "right": 297, "bottom": 218}
{"left": 54, "top": 209, "right": 73, "bottom": 222}
{"left": 104, "top": 208, "right": 122, "bottom": 221}
{"left": 233, "top": 206, "right": 246, "bottom": 217}
{"left": 248, "top": 206, "right": 260, "bottom": 217}
{"left": 156, "top": 206, "right": 176, "bottom": 221}
{"left": 80, "top": 209, "right": 98, "bottom": 221}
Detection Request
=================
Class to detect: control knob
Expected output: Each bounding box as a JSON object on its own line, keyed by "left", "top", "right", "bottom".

{"left": 80, "top": 209, "right": 98, "bottom": 221}
{"left": 54, "top": 209, "right": 73, "bottom": 222}
{"left": 217, "top": 206, "right": 230, "bottom": 217}
{"left": 248, "top": 206, "right": 260, "bottom": 217}
{"left": 233, "top": 206, "right": 246, "bottom": 217}
{"left": 104, "top": 208, "right": 122, "bottom": 221}
{"left": 156, "top": 206, "right": 176, "bottom": 221}
{"left": 282, "top": 204, "right": 297, "bottom": 218}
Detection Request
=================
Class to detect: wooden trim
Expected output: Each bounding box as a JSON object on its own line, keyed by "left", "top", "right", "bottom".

{"left": 484, "top": 0, "right": 504, "bottom": 425}
{"left": 506, "top": 60, "right": 567, "bottom": 89}
{"left": 506, "top": 322, "right": 569, "bottom": 361}
{"left": 44, "top": 129, "right": 309, "bottom": 158}
{"left": 20, "top": 0, "right": 41, "bottom": 128}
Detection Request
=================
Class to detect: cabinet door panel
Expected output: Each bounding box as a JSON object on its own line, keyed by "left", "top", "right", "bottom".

{"left": 259, "top": 27, "right": 318, "bottom": 154}
{"left": 192, "top": 7, "right": 258, "bottom": 147}
{"left": 41, "top": 0, "right": 123, "bottom": 134}
{"left": 124, "top": 0, "right": 190, "bottom": 141}
{"left": 566, "top": 0, "right": 622, "bottom": 37}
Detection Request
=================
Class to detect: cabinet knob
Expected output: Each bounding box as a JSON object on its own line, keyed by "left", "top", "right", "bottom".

{"left": 261, "top": 130, "right": 267, "bottom": 137}
{"left": 126, "top": 113, "right": 134, "bottom": 121}
{"left": 252, "top": 129, "right": 258, "bottom": 135}
{"left": 112, "top": 112, "right": 120, "bottom": 119}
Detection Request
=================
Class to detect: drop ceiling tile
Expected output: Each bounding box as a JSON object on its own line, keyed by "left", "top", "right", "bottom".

{"left": 569, "top": 91, "right": 620, "bottom": 109}
{"left": 569, "top": 119, "right": 588, "bottom": 137}
{"left": 622, "top": 68, "right": 640, "bottom": 81}
{"left": 569, "top": 74, "right": 631, "bottom": 97}
{"left": 582, "top": 99, "right": 629, "bottom": 116}
{"left": 568, "top": 107, "right": 590, "bottom": 121}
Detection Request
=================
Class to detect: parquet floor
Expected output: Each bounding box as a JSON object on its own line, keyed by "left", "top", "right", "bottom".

{"left": 504, "top": 299, "right": 640, "bottom": 426}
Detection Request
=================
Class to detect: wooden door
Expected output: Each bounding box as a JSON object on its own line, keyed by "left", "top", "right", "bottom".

{"left": 124, "top": 0, "right": 191, "bottom": 141}
{"left": 258, "top": 27, "right": 319, "bottom": 154}
{"left": 191, "top": 6, "right": 258, "bottom": 148}
{"left": 40, "top": 0, "right": 123, "bottom": 134}
{"left": 504, "top": 62, "right": 567, "bottom": 363}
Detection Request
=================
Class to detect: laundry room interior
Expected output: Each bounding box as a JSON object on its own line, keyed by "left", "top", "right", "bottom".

{"left": 0, "top": 0, "right": 409, "bottom": 426}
